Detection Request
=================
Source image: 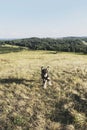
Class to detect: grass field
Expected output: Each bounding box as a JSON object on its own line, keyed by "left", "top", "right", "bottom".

{"left": 0, "top": 45, "right": 87, "bottom": 130}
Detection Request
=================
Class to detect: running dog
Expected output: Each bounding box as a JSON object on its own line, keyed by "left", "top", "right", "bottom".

{"left": 41, "top": 66, "right": 52, "bottom": 89}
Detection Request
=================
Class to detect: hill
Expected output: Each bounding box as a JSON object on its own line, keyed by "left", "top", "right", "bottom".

{"left": 0, "top": 37, "right": 87, "bottom": 53}
{"left": 0, "top": 45, "right": 87, "bottom": 130}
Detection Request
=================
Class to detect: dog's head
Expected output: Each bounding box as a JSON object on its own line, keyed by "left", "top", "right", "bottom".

{"left": 41, "top": 66, "right": 49, "bottom": 78}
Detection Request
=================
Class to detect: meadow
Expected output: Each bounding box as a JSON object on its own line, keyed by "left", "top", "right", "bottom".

{"left": 0, "top": 45, "right": 87, "bottom": 130}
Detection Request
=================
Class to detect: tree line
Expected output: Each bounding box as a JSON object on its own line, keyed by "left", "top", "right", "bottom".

{"left": 0, "top": 37, "right": 87, "bottom": 53}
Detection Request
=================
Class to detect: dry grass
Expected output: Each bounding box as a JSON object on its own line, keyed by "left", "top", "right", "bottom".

{"left": 0, "top": 46, "right": 87, "bottom": 130}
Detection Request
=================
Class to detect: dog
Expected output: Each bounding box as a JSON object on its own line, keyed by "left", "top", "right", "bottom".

{"left": 41, "top": 66, "right": 52, "bottom": 89}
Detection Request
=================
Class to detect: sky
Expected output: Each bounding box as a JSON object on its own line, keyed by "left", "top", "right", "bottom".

{"left": 0, "top": 0, "right": 87, "bottom": 38}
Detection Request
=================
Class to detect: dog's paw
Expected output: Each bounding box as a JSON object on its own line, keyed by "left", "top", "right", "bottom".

{"left": 48, "top": 81, "right": 52, "bottom": 86}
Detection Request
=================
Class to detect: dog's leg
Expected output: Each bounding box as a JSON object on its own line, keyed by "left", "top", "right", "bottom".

{"left": 48, "top": 80, "right": 52, "bottom": 86}
{"left": 47, "top": 77, "right": 52, "bottom": 86}
{"left": 43, "top": 80, "right": 47, "bottom": 89}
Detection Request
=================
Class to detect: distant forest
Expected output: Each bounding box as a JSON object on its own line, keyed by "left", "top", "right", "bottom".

{"left": 0, "top": 37, "right": 87, "bottom": 53}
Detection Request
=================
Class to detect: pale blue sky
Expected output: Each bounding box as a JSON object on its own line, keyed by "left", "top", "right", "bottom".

{"left": 0, "top": 0, "right": 87, "bottom": 38}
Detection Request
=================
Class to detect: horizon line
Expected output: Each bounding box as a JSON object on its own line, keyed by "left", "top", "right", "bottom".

{"left": 0, "top": 35, "right": 87, "bottom": 40}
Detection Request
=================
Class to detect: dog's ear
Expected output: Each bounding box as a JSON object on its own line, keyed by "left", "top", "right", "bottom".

{"left": 41, "top": 66, "right": 44, "bottom": 70}
{"left": 47, "top": 66, "right": 49, "bottom": 70}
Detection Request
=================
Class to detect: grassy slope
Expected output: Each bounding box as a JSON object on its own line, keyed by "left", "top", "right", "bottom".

{"left": 0, "top": 46, "right": 87, "bottom": 130}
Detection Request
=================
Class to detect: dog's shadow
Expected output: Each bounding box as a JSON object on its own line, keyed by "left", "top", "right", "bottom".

{"left": 0, "top": 78, "right": 35, "bottom": 88}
